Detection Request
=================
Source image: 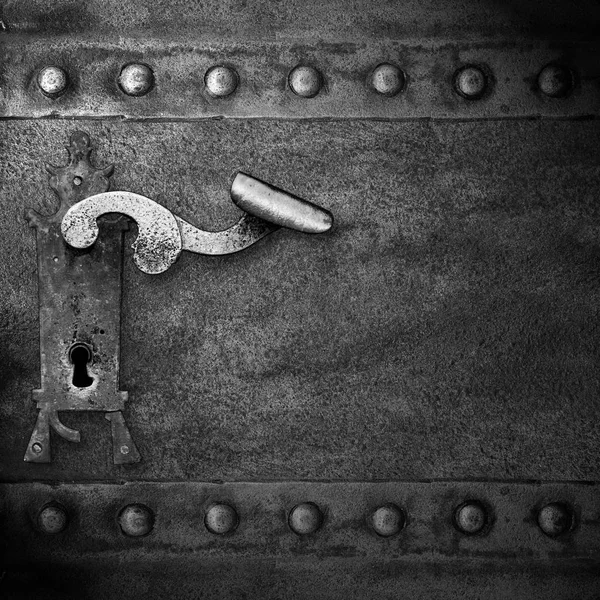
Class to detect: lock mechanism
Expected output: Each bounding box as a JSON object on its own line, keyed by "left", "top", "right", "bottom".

{"left": 24, "top": 131, "right": 333, "bottom": 464}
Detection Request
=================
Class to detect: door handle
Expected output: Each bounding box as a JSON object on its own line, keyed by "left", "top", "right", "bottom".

{"left": 61, "top": 172, "right": 333, "bottom": 274}
{"left": 24, "top": 131, "right": 333, "bottom": 465}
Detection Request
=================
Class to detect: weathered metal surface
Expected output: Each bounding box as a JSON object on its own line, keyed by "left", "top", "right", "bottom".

{"left": 1, "top": 481, "right": 598, "bottom": 560}
{"left": 1, "top": 0, "right": 600, "bottom": 596}
{"left": 22, "top": 131, "right": 139, "bottom": 464}
{"left": 62, "top": 172, "right": 332, "bottom": 273}
{"left": 4, "top": 0, "right": 600, "bottom": 42}
{"left": 3, "top": 558, "right": 599, "bottom": 600}
{"left": 1, "top": 38, "right": 598, "bottom": 119}
{"left": 1, "top": 118, "right": 599, "bottom": 482}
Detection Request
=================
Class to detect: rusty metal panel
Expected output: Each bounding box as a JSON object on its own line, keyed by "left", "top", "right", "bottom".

{"left": 1, "top": 0, "right": 600, "bottom": 598}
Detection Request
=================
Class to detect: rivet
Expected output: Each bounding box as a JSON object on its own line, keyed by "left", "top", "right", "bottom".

{"left": 118, "top": 504, "right": 154, "bottom": 537}
{"left": 537, "top": 503, "right": 573, "bottom": 537}
{"left": 37, "top": 66, "right": 68, "bottom": 97}
{"left": 37, "top": 503, "right": 68, "bottom": 534}
{"left": 204, "top": 66, "right": 238, "bottom": 98}
{"left": 537, "top": 64, "right": 574, "bottom": 98}
{"left": 118, "top": 63, "right": 154, "bottom": 97}
{"left": 454, "top": 500, "right": 488, "bottom": 534}
{"left": 205, "top": 503, "right": 239, "bottom": 535}
{"left": 288, "top": 502, "right": 323, "bottom": 535}
{"left": 370, "top": 63, "right": 405, "bottom": 97}
{"left": 454, "top": 65, "right": 488, "bottom": 100}
{"left": 288, "top": 65, "right": 322, "bottom": 98}
{"left": 31, "top": 442, "right": 43, "bottom": 454}
{"left": 370, "top": 503, "right": 405, "bottom": 537}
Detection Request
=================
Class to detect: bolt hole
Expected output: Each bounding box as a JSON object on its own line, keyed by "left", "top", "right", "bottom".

{"left": 100, "top": 329, "right": 105, "bottom": 334}
{"left": 69, "top": 343, "right": 94, "bottom": 388}
{"left": 73, "top": 176, "right": 82, "bottom": 186}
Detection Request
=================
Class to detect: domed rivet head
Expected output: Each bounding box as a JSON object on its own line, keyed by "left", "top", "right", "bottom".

{"left": 537, "top": 503, "right": 573, "bottom": 537}
{"left": 204, "top": 66, "right": 238, "bottom": 98}
{"left": 288, "top": 65, "right": 322, "bottom": 98}
{"left": 37, "top": 66, "right": 68, "bottom": 97}
{"left": 118, "top": 504, "right": 154, "bottom": 537}
{"left": 370, "top": 63, "right": 405, "bottom": 97}
{"left": 37, "top": 503, "right": 68, "bottom": 534}
{"left": 118, "top": 63, "right": 154, "bottom": 97}
{"left": 288, "top": 502, "right": 323, "bottom": 535}
{"left": 537, "top": 64, "right": 574, "bottom": 98}
{"left": 370, "top": 504, "right": 405, "bottom": 537}
{"left": 205, "top": 503, "right": 239, "bottom": 535}
{"left": 454, "top": 65, "right": 488, "bottom": 100}
{"left": 454, "top": 501, "right": 488, "bottom": 534}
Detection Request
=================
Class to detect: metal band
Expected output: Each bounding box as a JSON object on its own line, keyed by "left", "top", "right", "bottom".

{"left": 1, "top": 39, "right": 598, "bottom": 119}
{"left": 3, "top": 481, "right": 599, "bottom": 560}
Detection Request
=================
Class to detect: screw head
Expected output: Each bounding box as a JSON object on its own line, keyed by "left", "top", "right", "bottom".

{"left": 38, "top": 503, "right": 68, "bottom": 534}
{"left": 205, "top": 503, "right": 239, "bottom": 534}
{"left": 537, "top": 64, "right": 574, "bottom": 98}
{"left": 288, "top": 65, "right": 322, "bottom": 98}
{"left": 537, "top": 503, "right": 573, "bottom": 537}
{"left": 204, "top": 66, "right": 238, "bottom": 98}
{"left": 370, "top": 504, "right": 405, "bottom": 537}
{"left": 454, "top": 501, "right": 488, "bottom": 534}
{"left": 454, "top": 65, "right": 488, "bottom": 100}
{"left": 118, "top": 504, "right": 154, "bottom": 537}
{"left": 370, "top": 63, "right": 405, "bottom": 97}
{"left": 118, "top": 63, "right": 154, "bottom": 97}
{"left": 37, "top": 66, "right": 68, "bottom": 97}
{"left": 31, "top": 442, "right": 43, "bottom": 454}
{"left": 288, "top": 502, "right": 323, "bottom": 535}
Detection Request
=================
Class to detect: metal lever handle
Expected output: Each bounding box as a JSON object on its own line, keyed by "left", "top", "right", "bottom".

{"left": 61, "top": 172, "right": 333, "bottom": 274}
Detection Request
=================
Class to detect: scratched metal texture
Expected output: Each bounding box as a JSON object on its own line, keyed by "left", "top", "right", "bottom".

{"left": 0, "top": 119, "right": 599, "bottom": 483}
{"left": 2, "top": 1, "right": 600, "bottom": 598}
{"left": 3, "top": 0, "right": 600, "bottom": 41}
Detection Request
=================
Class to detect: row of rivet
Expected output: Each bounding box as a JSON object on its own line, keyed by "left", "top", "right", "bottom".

{"left": 35, "top": 61, "right": 576, "bottom": 101}
{"left": 36, "top": 499, "right": 574, "bottom": 538}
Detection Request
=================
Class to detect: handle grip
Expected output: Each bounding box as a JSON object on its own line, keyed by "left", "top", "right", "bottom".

{"left": 231, "top": 173, "right": 333, "bottom": 234}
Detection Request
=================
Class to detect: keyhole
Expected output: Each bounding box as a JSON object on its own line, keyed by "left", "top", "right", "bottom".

{"left": 69, "top": 344, "right": 94, "bottom": 388}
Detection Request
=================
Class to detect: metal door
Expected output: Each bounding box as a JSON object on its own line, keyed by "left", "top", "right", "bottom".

{"left": 1, "top": 1, "right": 599, "bottom": 598}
